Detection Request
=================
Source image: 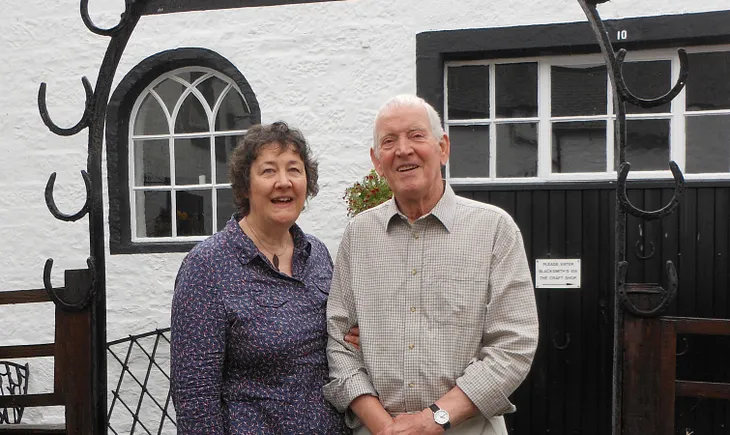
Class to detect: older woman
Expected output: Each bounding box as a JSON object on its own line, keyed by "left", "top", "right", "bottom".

{"left": 171, "top": 122, "right": 350, "bottom": 434}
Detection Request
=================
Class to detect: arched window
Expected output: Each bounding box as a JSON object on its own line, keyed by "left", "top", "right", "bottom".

{"left": 107, "top": 49, "right": 260, "bottom": 254}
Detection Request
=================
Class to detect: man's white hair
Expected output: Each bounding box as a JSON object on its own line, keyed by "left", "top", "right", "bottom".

{"left": 372, "top": 95, "right": 445, "bottom": 155}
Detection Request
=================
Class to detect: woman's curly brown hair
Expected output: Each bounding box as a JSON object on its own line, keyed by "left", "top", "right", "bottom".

{"left": 228, "top": 122, "right": 319, "bottom": 216}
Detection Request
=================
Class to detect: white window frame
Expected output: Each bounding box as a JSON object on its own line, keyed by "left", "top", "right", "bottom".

{"left": 128, "top": 66, "right": 251, "bottom": 243}
{"left": 444, "top": 44, "right": 730, "bottom": 185}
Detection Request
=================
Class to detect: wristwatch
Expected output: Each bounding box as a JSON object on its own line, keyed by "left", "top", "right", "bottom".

{"left": 428, "top": 403, "right": 451, "bottom": 430}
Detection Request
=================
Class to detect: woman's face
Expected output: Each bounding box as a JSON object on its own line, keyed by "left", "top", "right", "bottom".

{"left": 246, "top": 143, "right": 307, "bottom": 227}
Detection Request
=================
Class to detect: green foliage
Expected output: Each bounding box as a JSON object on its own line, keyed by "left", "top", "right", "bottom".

{"left": 343, "top": 169, "right": 392, "bottom": 217}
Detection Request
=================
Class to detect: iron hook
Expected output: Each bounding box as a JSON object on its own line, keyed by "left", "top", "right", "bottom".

{"left": 38, "top": 77, "right": 94, "bottom": 136}
{"left": 676, "top": 337, "right": 690, "bottom": 357}
{"left": 617, "top": 161, "right": 685, "bottom": 220}
{"left": 45, "top": 170, "right": 92, "bottom": 222}
{"left": 552, "top": 331, "right": 571, "bottom": 350}
{"left": 634, "top": 239, "right": 656, "bottom": 260}
{"left": 617, "top": 260, "right": 679, "bottom": 318}
{"left": 42, "top": 257, "right": 97, "bottom": 311}
{"left": 614, "top": 48, "right": 689, "bottom": 109}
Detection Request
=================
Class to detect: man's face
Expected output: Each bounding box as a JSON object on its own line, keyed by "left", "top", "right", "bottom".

{"left": 370, "top": 105, "right": 449, "bottom": 204}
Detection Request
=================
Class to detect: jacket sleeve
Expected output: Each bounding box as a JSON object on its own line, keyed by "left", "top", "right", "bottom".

{"left": 323, "top": 222, "right": 378, "bottom": 428}
{"left": 170, "top": 252, "right": 226, "bottom": 434}
{"left": 455, "top": 216, "right": 540, "bottom": 418}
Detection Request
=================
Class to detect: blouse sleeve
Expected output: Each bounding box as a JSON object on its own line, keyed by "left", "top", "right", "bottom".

{"left": 170, "top": 252, "right": 227, "bottom": 434}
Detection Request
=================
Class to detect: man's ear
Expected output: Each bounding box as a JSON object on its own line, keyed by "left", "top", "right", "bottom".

{"left": 370, "top": 147, "right": 384, "bottom": 177}
{"left": 438, "top": 134, "right": 450, "bottom": 166}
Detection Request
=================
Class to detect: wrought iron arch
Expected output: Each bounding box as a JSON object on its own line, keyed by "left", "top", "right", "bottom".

{"left": 106, "top": 47, "right": 261, "bottom": 255}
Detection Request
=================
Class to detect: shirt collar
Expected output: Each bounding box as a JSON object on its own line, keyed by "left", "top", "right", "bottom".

{"left": 384, "top": 182, "right": 456, "bottom": 232}
{"left": 223, "top": 214, "right": 311, "bottom": 265}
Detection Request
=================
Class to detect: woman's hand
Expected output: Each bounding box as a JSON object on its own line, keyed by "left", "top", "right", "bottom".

{"left": 344, "top": 326, "right": 360, "bottom": 349}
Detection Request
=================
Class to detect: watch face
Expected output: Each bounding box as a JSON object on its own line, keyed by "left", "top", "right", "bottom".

{"left": 434, "top": 409, "right": 450, "bottom": 425}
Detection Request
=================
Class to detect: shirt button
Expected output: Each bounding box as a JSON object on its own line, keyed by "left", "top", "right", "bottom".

{"left": 408, "top": 383, "right": 415, "bottom": 388}
{"left": 410, "top": 306, "right": 416, "bottom": 313}
{"left": 413, "top": 233, "right": 419, "bottom": 239}
{"left": 408, "top": 344, "right": 415, "bottom": 350}
{"left": 411, "top": 268, "right": 417, "bottom": 275}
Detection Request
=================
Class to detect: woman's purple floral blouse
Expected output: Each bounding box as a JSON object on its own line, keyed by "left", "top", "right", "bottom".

{"left": 171, "top": 217, "right": 350, "bottom": 435}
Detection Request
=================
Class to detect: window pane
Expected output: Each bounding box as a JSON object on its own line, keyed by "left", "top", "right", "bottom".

{"left": 175, "top": 138, "right": 211, "bottom": 185}
{"left": 136, "top": 191, "right": 171, "bottom": 238}
{"left": 176, "top": 71, "right": 206, "bottom": 85}
{"left": 496, "top": 63, "right": 537, "bottom": 118}
{"left": 624, "top": 119, "right": 670, "bottom": 171}
{"left": 133, "top": 93, "right": 168, "bottom": 135}
{"left": 133, "top": 139, "right": 170, "bottom": 186}
{"left": 153, "top": 77, "right": 185, "bottom": 115}
{"left": 447, "top": 66, "right": 489, "bottom": 119}
{"left": 215, "top": 136, "right": 240, "bottom": 184}
{"left": 177, "top": 190, "right": 212, "bottom": 236}
{"left": 217, "top": 188, "right": 236, "bottom": 231}
{"left": 621, "top": 60, "right": 671, "bottom": 114}
{"left": 496, "top": 123, "right": 537, "bottom": 177}
{"left": 448, "top": 125, "right": 489, "bottom": 177}
{"left": 215, "top": 89, "right": 255, "bottom": 131}
{"left": 552, "top": 121, "right": 606, "bottom": 173}
{"left": 686, "top": 51, "right": 730, "bottom": 111}
{"left": 198, "top": 76, "right": 229, "bottom": 110}
{"left": 552, "top": 65, "right": 607, "bottom": 116}
{"left": 686, "top": 115, "right": 730, "bottom": 173}
{"left": 175, "top": 94, "right": 209, "bottom": 133}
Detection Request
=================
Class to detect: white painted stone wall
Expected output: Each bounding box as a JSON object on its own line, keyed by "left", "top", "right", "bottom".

{"left": 1, "top": 0, "right": 727, "bottom": 428}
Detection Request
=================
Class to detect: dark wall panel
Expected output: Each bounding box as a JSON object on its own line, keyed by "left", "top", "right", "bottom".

{"left": 455, "top": 183, "right": 730, "bottom": 435}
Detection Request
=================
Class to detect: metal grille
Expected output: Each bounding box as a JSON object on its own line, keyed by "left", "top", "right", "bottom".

{"left": 107, "top": 328, "right": 176, "bottom": 435}
{"left": 0, "top": 361, "right": 29, "bottom": 424}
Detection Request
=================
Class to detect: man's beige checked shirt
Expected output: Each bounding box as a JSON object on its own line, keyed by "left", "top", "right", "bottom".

{"left": 324, "top": 184, "right": 539, "bottom": 431}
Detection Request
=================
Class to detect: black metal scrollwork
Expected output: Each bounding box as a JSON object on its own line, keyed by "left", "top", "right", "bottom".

{"left": 38, "top": 77, "right": 94, "bottom": 136}
{"left": 44, "top": 170, "right": 92, "bottom": 222}
{"left": 80, "top": 0, "right": 135, "bottom": 36}
{"left": 579, "top": 0, "right": 683, "bottom": 319}
{"left": 43, "top": 257, "right": 97, "bottom": 311}
{"left": 36, "top": 0, "right": 143, "bottom": 430}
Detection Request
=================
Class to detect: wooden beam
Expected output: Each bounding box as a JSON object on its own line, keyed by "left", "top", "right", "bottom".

{"left": 664, "top": 317, "right": 730, "bottom": 336}
{"left": 140, "top": 0, "right": 345, "bottom": 16}
{"left": 676, "top": 380, "right": 730, "bottom": 399}
{"left": 0, "top": 424, "right": 66, "bottom": 434}
{"left": 0, "top": 393, "right": 63, "bottom": 408}
{"left": 0, "top": 343, "right": 54, "bottom": 359}
{"left": 0, "top": 289, "right": 52, "bottom": 305}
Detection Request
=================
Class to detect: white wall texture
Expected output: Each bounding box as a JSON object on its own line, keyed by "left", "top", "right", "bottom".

{"left": 1, "top": 0, "right": 728, "bottom": 427}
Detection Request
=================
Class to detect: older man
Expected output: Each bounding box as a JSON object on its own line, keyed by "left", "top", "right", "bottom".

{"left": 324, "top": 95, "right": 539, "bottom": 435}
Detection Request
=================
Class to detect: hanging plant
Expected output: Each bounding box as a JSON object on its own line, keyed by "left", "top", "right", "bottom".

{"left": 343, "top": 169, "right": 392, "bottom": 217}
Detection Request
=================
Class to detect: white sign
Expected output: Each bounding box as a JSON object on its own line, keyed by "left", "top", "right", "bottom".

{"left": 535, "top": 259, "right": 581, "bottom": 289}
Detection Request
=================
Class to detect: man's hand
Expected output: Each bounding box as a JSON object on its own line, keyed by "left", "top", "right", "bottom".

{"left": 344, "top": 326, "right": 360, "bottom": 349}
{"left": 375, "top": 410, "right": 444, "bottom": 435}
